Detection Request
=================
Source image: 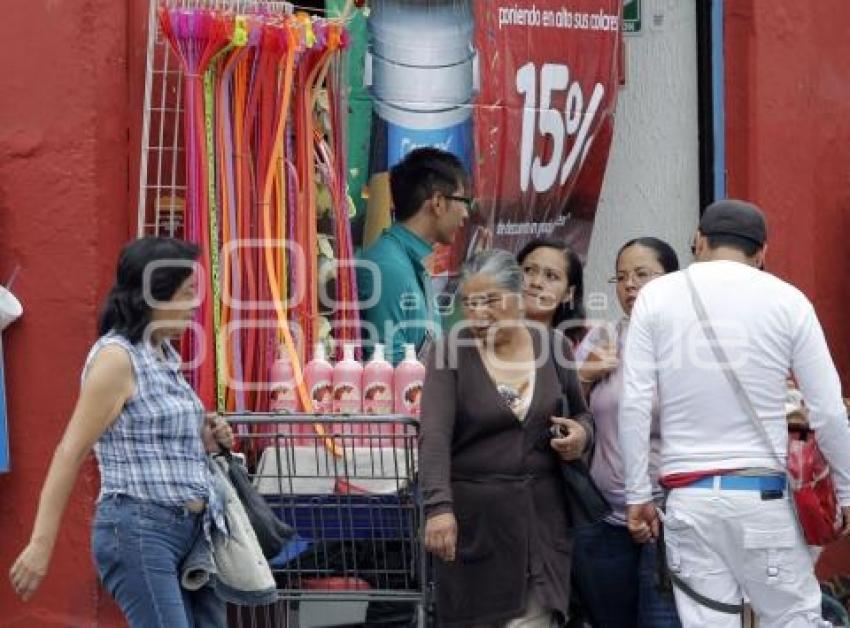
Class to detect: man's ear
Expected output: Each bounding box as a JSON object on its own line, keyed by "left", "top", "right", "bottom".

{"left": 429, "top": 191, "right": 446, "bottom": 217}
{"left": 755, "top": 243, "right": 768, "bottom": 270}
{"left": 693, "top": 230, "right": 707, "bottom": 258}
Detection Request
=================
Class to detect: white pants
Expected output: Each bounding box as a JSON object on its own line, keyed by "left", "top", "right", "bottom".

{"left": 663, "top": 485, "right": 829, "bottom": 628}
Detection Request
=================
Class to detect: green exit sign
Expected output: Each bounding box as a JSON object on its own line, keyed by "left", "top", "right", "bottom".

{"left": 623, "top": 0, "right": 641, "bottom": 34}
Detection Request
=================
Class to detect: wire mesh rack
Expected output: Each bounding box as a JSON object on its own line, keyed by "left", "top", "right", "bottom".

{"left": 224, "top": 413, "right": 430, "bottom": 627}
{"left": 137, "top": 0, "right": 312, "bottom": 238}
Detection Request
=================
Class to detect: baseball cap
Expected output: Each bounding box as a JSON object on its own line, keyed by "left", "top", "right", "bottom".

{"left": 699, "top": 199, "right": 767, "bottom": 246}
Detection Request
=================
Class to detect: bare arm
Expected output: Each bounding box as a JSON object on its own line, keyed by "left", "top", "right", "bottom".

{"left": 10, "top": 345, "right": 134, "bottom": 600}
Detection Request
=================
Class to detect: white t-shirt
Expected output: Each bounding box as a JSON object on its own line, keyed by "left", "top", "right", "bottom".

{"left": 619, "top": 260, "right": 850, "bottom": 506}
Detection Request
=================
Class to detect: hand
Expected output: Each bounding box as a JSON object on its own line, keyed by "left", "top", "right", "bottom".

{"left": 9, "top": 540, "right": 51, "bottom": 601}
{"left": 424, "top": 512, "right": 457, "bottom": 562}
{"left": 627, "top": 503, "right": 659, "bottom": 543}
{"left": 579, "top": 343, "right": 619, "bottom": 384}
{"left": 550, "top": 417, "right": 587, "bottom": 461}
{"left": 841, "top": 506, "right": 850, "bottom": 536}
{"left": 203, "top": 414, "right": 234, "bottom": 453}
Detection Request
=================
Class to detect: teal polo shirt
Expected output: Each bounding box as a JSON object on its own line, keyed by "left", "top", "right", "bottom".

{"left": 357, "top": 224, "right": 441, "bottom": 365}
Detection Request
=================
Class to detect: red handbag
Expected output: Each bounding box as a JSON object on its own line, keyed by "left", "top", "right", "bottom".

{"left": 788, "top": 426, "right": 842, "bottom": 546}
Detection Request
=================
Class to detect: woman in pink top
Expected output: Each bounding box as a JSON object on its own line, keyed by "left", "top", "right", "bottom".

{"left": 572, "top": 237, "right": 682, "bottom": 628}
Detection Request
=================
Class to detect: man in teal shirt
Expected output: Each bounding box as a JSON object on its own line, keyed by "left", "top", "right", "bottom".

{"left": 357, "top": 147, "right": 472, "bottom": 364}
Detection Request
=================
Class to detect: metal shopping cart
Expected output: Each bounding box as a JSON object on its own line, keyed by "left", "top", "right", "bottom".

{"left": 224, "top": 413, "right": 429, "bottom": 628}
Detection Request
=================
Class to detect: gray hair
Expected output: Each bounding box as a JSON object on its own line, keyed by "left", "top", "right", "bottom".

{"left": 459, "top": 249, "right": 524, "bottom": 295}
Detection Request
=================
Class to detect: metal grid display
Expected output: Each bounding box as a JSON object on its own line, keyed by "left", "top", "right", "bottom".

{"left": 225, "top": 413, "right": 429, "bottom": 627}
{"left": 137, "top": 0, "right": 299, "bottom": 238}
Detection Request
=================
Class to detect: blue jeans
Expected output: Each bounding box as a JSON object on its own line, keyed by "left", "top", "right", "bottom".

{"left": 572, "top": 521, "right": 681, "bottom": 628}
{"left": 91, "top": 494, "right": 226, "bottom": 628}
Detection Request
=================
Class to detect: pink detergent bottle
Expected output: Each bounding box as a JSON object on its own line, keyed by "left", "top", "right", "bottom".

{"left": 363, "top": 344, "right": 394, "bottom": 415}
{"left": 394, "top": 343, "right": 426, "bottom": 418}
{"left": 304, "top": 342, "right": 334, "bottom": 415}
{"left": 333, "top": 343, "right": 363, "bottom": 415}
{"left": 270, "top": 344, "right": 300, "bottom": 413}
{"left": 333, "top": 344, "right": 363, "bottom": 445}
{"left": 269, "top": 343, "right": 301, "bottom": 443}
{"left": 363, "top": 344, "right": 394, "bottom": 444}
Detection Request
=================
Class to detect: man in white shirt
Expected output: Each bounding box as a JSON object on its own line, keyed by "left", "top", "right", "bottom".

{"left": 619, "top": 199, "right": 850, "bottom": 627}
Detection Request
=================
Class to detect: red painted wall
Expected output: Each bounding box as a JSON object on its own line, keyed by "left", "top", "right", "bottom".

{"left": 0, "top": 1, "right": 131, "bottom": 624}
{"left": 726, "top": 0, "right": 850, "bottom": 580}
{"left": 0, "top": 1, "right": 847, "bottom": 625}
{"left": 725, "top": 0, "right": 850, "bottom": 390}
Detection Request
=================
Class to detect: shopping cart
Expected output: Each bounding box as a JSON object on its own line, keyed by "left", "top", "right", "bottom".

{"left": 224, "top": 413, "right": 429, "bottom": 628}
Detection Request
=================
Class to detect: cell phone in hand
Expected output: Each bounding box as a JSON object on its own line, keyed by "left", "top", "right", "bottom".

{"left": 551, "top": 397, "right": 569, "bottom": 438}
{"left": 550, "top": 423, "right": 569, "bottom": 439}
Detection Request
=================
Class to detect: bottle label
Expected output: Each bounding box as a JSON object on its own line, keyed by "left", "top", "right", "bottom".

{"left": 333, "top": 383, "right": 362, "bottom": 414}
{"left": 364, "top": 381, "right": 393, "bottom": 415}
{"left": 310, "top": 379, "right": 333, "bottom": 414}
{"left": 270, "top": 383, "right": 297, "bottom": 412}
{"left": 401, "top": 380, "right": 424, "bottom": 416}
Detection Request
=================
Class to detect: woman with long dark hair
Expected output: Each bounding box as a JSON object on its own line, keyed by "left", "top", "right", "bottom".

{"left": 10, "top": 237, "right": 233, "bottom": 627}
{"left": 517, "top": 238, "right": 586, "bottom": 347}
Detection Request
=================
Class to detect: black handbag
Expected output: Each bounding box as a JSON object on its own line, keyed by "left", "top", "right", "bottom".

{"left": 550, "top": 399, "right": 612, "bottom": 526}
{"left": 218, "top": 449, "right": 295, "bottom": 558}
{"left": 548, "top": 355, "right": 612, "bottom": 527}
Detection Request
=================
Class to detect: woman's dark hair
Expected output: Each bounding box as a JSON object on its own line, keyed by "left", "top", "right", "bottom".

{"left": 98, "top": 237, "right": 200, "bottom": 343}
{"left": 616, "top": 237, "right": 680, "bottom": 273}
{"left": 516, "top": 238, "right": 585, "bottom": 344}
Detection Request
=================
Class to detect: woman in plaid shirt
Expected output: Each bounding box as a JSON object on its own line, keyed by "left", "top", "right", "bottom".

{"left": 10, "top": 237, "right": 234, "bottom": 627}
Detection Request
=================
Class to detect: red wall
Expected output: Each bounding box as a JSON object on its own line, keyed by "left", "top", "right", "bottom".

{"left": 0, "top": 1, "right": 132, "bottom": 624}
{"left": 725, "top": 0, "right": 850, "bottom": 580}
{"left": 0, "top": 1, "right": 847, "bottom": 625}
{"left": 725, "top": 0, "right": 850, "bottom": 390}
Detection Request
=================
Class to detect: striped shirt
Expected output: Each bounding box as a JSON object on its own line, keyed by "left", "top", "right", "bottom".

{"left": 86, "top": 333, "right": 225, "bottom": 532}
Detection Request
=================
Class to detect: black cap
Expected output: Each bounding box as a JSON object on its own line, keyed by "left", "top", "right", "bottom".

{"left": 699, "top": 199, "right": 767, "bottom": 245}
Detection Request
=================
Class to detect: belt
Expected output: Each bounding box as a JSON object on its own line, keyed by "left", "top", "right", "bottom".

{"left": 184, "top": 499, "right": 206, "bottom": 514}
{"left": 687, "top": 474, "right": 786, "bottom": 492}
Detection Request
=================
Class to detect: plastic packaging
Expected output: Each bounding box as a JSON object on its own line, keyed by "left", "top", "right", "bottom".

{"left": 393, "top": 343, "right": 426, "bottom": 418}
{"left": 305, "top": 342, "right": 334, "bottom": 415}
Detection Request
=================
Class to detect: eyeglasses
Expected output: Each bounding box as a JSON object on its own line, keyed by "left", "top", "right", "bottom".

{"left": 607, "top": 269, "right": 663, "bottom": 285}
{"left": 444, "top": 194, "right": 478, "bottom": 214}
{"left": 461, "top": 293, "right": 507, "bottom": 310}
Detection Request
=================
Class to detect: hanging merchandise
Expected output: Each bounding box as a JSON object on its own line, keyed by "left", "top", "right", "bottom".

{"left": 142, "top": 1, "right": 357, "bottom": 454}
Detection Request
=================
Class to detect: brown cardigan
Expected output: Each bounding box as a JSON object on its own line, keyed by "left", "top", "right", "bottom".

{"left": 419, "top": 327, "right": 593, "bottom": 626}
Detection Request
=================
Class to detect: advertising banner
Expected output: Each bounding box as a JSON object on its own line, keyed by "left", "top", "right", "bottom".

{"left": 355, "top": 0, "right": 622, "bottom": 272}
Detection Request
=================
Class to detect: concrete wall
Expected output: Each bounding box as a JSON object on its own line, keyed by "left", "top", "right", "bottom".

{"left": 585, "top": 1, "right": 700, "bottom": 320}
{"left": 0, "top": 1, "right": 130, "bottom": 624}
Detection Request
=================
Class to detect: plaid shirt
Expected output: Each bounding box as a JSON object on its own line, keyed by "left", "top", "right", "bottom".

{"left": 87, "top": 333, "right": 225, "bottom": 533}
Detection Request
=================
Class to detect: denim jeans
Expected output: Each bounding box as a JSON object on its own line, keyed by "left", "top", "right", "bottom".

{"left": 571, "top": 521, "right": 681, "bottom": 628}
{"left": 91, "top": 494, "right": 226, "bottom": 628}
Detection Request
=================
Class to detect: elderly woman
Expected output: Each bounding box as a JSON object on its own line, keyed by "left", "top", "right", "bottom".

{"left": 420, "top": 249, "right": 594, "bottom": 626}
{"left": 10, "top": 237, "right": 233, "bottom": 627}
